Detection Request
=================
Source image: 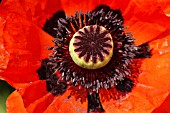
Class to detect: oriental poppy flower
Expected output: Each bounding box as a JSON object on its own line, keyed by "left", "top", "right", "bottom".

{"left": 0, "top": 0, "right": 170, "bottom": 113}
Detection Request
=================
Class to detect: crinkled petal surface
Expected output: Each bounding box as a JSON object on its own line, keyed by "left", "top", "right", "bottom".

{"left": 1, "top": 0, "right": 170, "bottom": 113}
{"left": 123, "top": 0, "right": 170, "bottom": 45}
{"left": 0, "top": 16, "right": 9, "bottom": 73}
{"left": 0, "top": 0, "right": 62, "bottom": 27}
{"left": 0, "top": 8, "right": 54, "bottom": 88}
{"left": 152, "top": 93, "right": 170, "bottom": 113}
{"left": 19, "top": 80, "right": 55, "bottom": 113}
{"left": 44, "top": 90, "right": 87, "bottom": 113}
{"left": 102, "top": 34, "right": 170, "bottom": 113}
{"left": 60, "top": 0, "right": 131, "bottom": 16}
{"left": 157, "top": 0, "right": 170, "bottom": 16}
{"left": 6, "top": 81, "right": 87, "bottom": 113}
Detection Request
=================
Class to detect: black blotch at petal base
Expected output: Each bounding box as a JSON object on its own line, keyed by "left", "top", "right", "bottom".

{"left": 36, "top": 59, "right": 67, "bottom": 96}
{"left": 36, "top": 58, "right": 49, "bottom": 80}
{"left": 88, "top": 93, "right": 105, "bottom": 113}
{"left": 115, "top": 78, "right": 134, "bottom": 93}
{"left": 134, "top": 42, "right": 152, "bottom": 58}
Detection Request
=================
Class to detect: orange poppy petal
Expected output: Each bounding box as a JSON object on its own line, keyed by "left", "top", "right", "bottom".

{"left": 123, "top": 0, "right": 170, "bottom": 25}
{"left": 139, "top": 36, "right": 170, "bottom": 91}
{"left": 60, "top": 0, "right": 99, "bottom": 16}
{"left": 18, "top": 80, "right": 49, "bottom": 107}
{"left": 7, "top": 80, "right": 55, "bottom": 113}
{"left": 152, "top": 93, "right": 170, "bottom": 113}
{"left": 124, "top": 0, "right": 170, "bottom": 45}
{"left": 102, "top": 72, "right": 170, "bottom": 112}
{"left": 26, "top": 93, "right": 54, "bottom": 113}
{"left": 98, "top": 0, "right": 131, "bottom": 13}
{"left": 157, "top": 0, "right": 170, "bottom": 16}
{"left": 102, "top": 35, "right": 170, "bottom": 112}
{"left": 44, "top": 90, "right": 87, "bottom": 113}
{"left": 57, "top": 96, "right": 87, "bottom": 113}
{"left": 0, "top": 0, "right": 62, "bottom": 27}
{"left": 0, "top": 11, "right": 53, "bottom": 87}
{"left": 60, "top": 0, "right": 131, "bottom": 16}
{"left": 150, "top": 32, "right": 170, "bottom": 55}
{"left": 102, "top": 89, "right": 156, "bottom": 113}
{"left": 125, "top": 17, "right": 167, "bottom": 45}
{"left": 0, "top": 15, "right": 9, "bottom": 73}
{"left": 43, "top": 92, "right": 70, "bottom": 113}
{"left": 6, "top": 91, "right": 27, "bottom": 113}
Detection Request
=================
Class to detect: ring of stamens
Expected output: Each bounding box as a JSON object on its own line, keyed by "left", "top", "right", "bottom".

{"left": 69, "top": 25, "right": 114, "bottom": 69}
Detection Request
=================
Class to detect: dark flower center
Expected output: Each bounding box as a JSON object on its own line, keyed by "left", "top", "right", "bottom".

{"left": 69, "top": 25, "right": 113, "bottom": 69}
{"left": 38, "top": 4, "right": 152, "bottom": 113}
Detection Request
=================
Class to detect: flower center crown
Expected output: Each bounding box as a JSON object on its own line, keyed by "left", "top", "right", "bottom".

{"left": 39, "top": 5, "right": 151, "bottom": 107}
{"left": 69, "top": 25, "right": 114, "bottom": 69}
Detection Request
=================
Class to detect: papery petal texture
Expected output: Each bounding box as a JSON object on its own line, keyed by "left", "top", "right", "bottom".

{"left": 0, "top": 0, "right": 170, "bottom": 113}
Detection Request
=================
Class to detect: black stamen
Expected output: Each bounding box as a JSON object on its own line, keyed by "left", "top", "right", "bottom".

{"left": 43, "top": 11, "right": 66, "bottom": 37}
{"left": 46, "top": 75, "right": 67, "bottom": 96}
{"left": 88, "top": 93, "right": 105, "bottom": 113}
